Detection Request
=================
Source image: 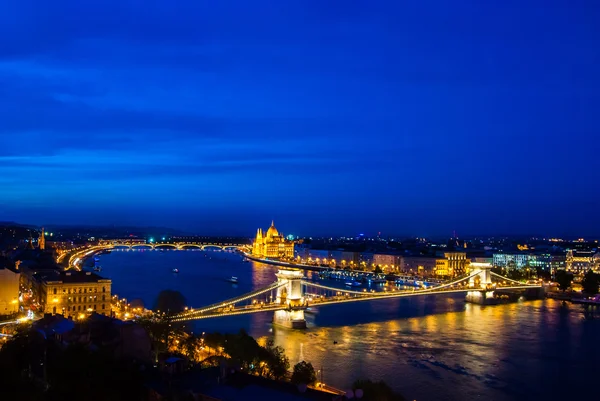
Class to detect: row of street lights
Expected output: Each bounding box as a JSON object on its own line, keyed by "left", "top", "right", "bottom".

{"left": 296, "top": 256, "right": 396, "bottom": 272}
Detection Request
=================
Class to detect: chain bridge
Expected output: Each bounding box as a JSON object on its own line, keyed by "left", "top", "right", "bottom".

{"left": 170, "top": 263, "right": 543, "bottom": 328}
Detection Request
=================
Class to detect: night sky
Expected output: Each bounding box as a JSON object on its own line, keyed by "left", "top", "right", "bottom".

{"left": 1, "top": 1, "right": 599, "bottom": 237}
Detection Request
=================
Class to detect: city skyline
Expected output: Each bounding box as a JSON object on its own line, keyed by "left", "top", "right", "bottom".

{"left": 3, "top": 219, "right": 599, "bottom": 242}
{"left": 1, "top": 1, "right": 599, "bottom": 237}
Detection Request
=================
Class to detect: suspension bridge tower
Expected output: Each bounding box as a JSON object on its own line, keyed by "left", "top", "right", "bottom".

{"left": 273, "top": 268, "right": 307, "bottom": 329}
{"left": 466, "top": 262, "right": 495, "bottom": 304}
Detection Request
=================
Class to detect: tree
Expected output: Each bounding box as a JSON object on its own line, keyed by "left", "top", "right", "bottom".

{"left": 291, "top": 361, "right": 317, "bottom": 385}
{"left": 535, "top": 266, "right": 551, "bottom": 281}
{"left": 352, "top": 379, "right": 406, "bottom": 401}
{"left": 137, "top": 315, "right": 177, "bottom": 360}
{"left": 154, "top": 290, "right": 187, "bottom": 314}
{"left": 263, "top": 338, "right": 290, "bottom": 380}
{"left": 507, "top": 269, "right": 524, "bottom": 281}
{"left": 555, "top": 269, "right": 573, "bottom": 292}
{"left": 491, "top": 266, "right": 504, "bottom": 276}
{"left": 182, "top": 334, "right": 202, "bottom": 362}
{"left": 374, "top": 266, "right": 383, "bottom": 275}
{"left": 581, "top": 269, "right": 600, "bottom": 295}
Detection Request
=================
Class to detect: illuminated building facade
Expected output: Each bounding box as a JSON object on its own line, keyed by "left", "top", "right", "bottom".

{"left": 566, "top": 250, "right": 600, "bottom": 274}
{"left": 252, "top": 221, "right": 295, "bottom": 259}
{"left": 0, "top": 266, "right": 19, "bottom": 315}
{"left": 493, "top": 253, "right": 568, "bottom": 274}
{"left": 33, "top": 271, "right": 112, "bottom": 318}
{"left": 372, "top": 254, "right": 403, "bottom": 272}
{"left": 527, "top": 254, "right": 553, "bottom": 272}
{"left": 434, "top": 252, "right": 470, "bottom": 277}
{"left": 493, "top": 253, "right": 528, "bottom": 269}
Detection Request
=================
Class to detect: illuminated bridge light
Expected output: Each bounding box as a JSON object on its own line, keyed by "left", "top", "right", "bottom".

{"left": 172, "top": 272, "right": 539, "bottom": 321}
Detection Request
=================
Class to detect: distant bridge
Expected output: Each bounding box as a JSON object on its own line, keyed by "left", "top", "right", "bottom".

{"left": 170, "top": 264, "right": 543, "bottom": 328}
{"left": 66, "top": 240, "right": 250, "bottom": 269}
{"left": 98, "top": 239, "right": 247, "bottom": 251}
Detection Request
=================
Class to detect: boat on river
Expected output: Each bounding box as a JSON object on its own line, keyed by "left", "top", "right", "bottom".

{"left": 172, "top": 268, "right": 179, "bottom": 273}
{"left": 572, "top": 295, "right": 600, "bottom": 305}
{"left": 226, "top": 276, "right": 239, "bottom": 284}
{"left": 345, "top": 281, "right": 362, "bottom": 287}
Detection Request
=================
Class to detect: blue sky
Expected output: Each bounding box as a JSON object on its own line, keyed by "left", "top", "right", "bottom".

{"left": 0, "top": 1, "right": 598, "bottom": 237}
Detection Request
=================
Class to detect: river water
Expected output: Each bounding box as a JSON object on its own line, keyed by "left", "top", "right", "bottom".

{"left": 97, "top": 249, "right": 600, "bottom": 401}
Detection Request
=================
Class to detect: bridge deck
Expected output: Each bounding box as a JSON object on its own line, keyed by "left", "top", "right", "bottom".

{"left": 171, "top": 282, "right": 542, "bottom": 322}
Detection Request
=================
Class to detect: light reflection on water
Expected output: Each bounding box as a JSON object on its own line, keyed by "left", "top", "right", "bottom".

{"left": 100, "top": 250, "right": 600, "bottom": 401}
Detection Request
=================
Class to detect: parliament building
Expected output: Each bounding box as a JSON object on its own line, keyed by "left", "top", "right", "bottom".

{"left": 252, "top": 221, "right": 295, "bottom": 259}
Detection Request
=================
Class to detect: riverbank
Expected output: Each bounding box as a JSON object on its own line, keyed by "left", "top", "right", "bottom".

{"left": 244, "top": 253, "right": 392, "bottom": 277}
{"left": 547, "top": 291, "right": 600, "bottom": 306}
{"left": 244, "top": 253, "right": 327, "bottom": 272}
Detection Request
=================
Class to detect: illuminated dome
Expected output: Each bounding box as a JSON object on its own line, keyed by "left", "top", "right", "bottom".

{"left": 266, "top": 220, "right": 279, "bottom": 238}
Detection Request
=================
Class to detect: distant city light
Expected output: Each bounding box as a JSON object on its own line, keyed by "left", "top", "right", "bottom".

{"left": 162, "top": 237, "right": 166, "bottom": 241}
{"left": 149, "top": 238, "right": 155, "bottom": 243}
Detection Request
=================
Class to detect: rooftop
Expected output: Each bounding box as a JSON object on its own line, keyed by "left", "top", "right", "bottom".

{"left": 32, "top": 314, "right": 75, "bottom": 338}
{"left": 35, "top": 270, "right": 110, "bottom": 284}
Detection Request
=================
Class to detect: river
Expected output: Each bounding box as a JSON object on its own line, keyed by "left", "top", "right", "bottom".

{"left": 96, "top": 249, "right": 600, "bottom": 401}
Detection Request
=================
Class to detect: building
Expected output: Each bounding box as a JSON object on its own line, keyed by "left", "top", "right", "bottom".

{"left": 493, "top": 253, "right": 529, "bottom": 269}
{"left": 38, "top": 228, "right": 45, "bottom": 250}
{"left": 550, "top": 253, "right": 567, "bottom": 274}
{"left": 434, "top": 252, "right": 470, "bottom": 277}
{"left": 86, "top": 313, "right": 152, "bottom": 363}
{"left": 32, "top": 314, "right": 75, "bottom": 342}
{"left": 359, "top": 252, "right": 374, "bottom": 267}
{"left": 32, "top": 270, "right": 112, "bottom": 318}
{"left": 0, "top": 265, "right": 19, "bottom": 315}
{"left": 372, "top": 254, "right": 403, "bottom": 272}
{"left": 402, "top": 256, "right": 438, "bottom": 276}
{"left": 329, "top": 250, "right": 360, "bottom": 267}
{"left": 527, "top": 254, "right": 553, "bottom": 272}
{"left": 252, "top": 221, "right": 295, "bottom": 259}
{"left": 566, "top": 250, "right": 600, "bottom": 274}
